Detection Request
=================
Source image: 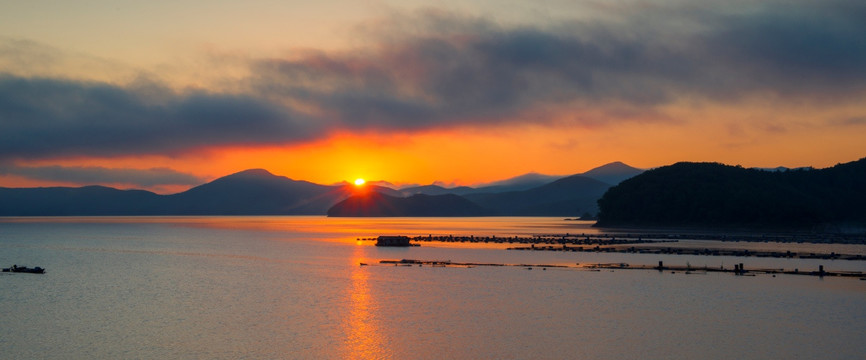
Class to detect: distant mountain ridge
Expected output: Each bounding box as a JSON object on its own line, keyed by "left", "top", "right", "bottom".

{"left": 397, "top": 162, "right": 644, "bottom": 197}
{"left": 581, "top": 161, "right": 645, "bottom": 185}
{"left": 0, "top": 162, "right": 643, "bottom": 216}
{"left": 463, "top": 174, "right": 611, "bottom": 216}
{"left": 327, "top": 162, "right": 643, "bottom": 217}
{"left": 0, "top": 169, "right": 357, "bottom": 216}
{"left": 162, "top": 169, "right": 352, "bottom": 214}
{"left": 6, "top": 158, "right": 862, "bottom": 224}
{"left": 328, "top": 174, "right": 612, "bottom": 217}
{"left": 0, "top": 185, "right": 164, "bottom": 216}
{"left": 469, "top": 172, "right": 565, "bottom": 193}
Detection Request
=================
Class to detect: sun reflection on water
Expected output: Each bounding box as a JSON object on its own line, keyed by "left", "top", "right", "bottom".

{"left": 343, "top": 245, "right": 389, "bottom": 359}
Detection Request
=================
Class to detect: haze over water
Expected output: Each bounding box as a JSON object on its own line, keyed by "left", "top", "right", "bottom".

{"left": 2, "top": 216, "right": 865, "bottom": 359}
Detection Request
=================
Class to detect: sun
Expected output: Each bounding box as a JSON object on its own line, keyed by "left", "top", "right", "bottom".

{"left": 354, "top": 178, "right": 366, "bottom": 186}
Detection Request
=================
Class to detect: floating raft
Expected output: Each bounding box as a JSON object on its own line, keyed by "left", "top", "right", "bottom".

{"left": 372, "top": 259, "right": 864, "bottom": 278}
{"left": 360, "top": 234, "right": 676, "bottom": 246}
{"left": 375, "top": 236, "right": 419, "bottom": 247}
{"left": 2, "top": 265, "right": 46, "bottom": 274}
{"left": 379, "top": 259, "right": 566, "bottom": 269}
{"left": 359, "top": 233, "right": 866, "bottom": 261}
{"left": 600, "top": 261, "right": 865, "bottom": 278}
{"left": 360, "top": 232, "right": 866, "bottom": 246}
{"left": 507, "top": 244, "right": 866, "bottom": 261}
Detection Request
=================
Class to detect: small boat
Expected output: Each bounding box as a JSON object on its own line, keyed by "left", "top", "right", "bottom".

{"left": 2, "top": 265, "right": 46, "bottom": 274}
{"left": 359, "top": 262, "right": 368, "bottom": 266}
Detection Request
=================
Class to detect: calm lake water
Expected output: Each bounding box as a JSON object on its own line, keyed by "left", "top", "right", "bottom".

{"left": 2, "top": 216, "right": 865, "bottom": 359}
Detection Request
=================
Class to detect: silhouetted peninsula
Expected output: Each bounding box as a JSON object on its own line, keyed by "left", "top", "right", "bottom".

{"left": 595, "top": 158, "right": 866, "bottom": 231}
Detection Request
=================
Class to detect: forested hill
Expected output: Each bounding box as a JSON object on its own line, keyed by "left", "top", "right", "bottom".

{"left": 595, "top": 158, "right": 866, "bottom": 230}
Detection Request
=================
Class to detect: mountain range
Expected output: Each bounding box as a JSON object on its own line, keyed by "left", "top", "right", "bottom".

{"left": 0, "top": 162, "right": 644, "bottom": 216}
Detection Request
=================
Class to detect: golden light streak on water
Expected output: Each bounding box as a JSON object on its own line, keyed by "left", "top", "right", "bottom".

{"left": 343, "top": 245, "right": 389, "bottom": 359}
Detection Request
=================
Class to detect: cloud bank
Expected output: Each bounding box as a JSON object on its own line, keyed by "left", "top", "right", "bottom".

{"left": 0, "top": 75, "right": 315, "bottom": 159}
{"left": 1, "top": 0, "right": 864, "bottom": 163}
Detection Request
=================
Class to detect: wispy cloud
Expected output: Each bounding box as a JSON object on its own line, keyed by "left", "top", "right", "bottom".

{"left": 833, "top": 116, "right": 866, "bottom": 126}
{"left": 0, "top": 164, "right": 204, "bottom": 187}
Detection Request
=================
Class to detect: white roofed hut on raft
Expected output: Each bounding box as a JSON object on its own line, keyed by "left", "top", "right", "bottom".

{"left": 376, "top": 236, "right": 418, "bottom": 247}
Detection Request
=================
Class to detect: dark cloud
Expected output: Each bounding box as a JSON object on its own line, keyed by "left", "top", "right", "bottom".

{"left": 252, "top": 29, "right": 679, "bottom": 130}
{"left": 0, "top": 164, "right": 204, "bottom": 187}
{"left": 696, "top": 2, "right": 866, "bottom": 99}
{"left": 0, "top": 75, "right": 314, "bottom": 159}
{"left": 2, "top": 0, "right": 864, "bottom": 161}
{"left": 252, "top": 1, "right": 866, "bottom": 130}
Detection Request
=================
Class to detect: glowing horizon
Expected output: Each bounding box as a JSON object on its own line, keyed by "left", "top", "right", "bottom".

{"left": 1, "top": 1, "right": 864, "bottom": 193}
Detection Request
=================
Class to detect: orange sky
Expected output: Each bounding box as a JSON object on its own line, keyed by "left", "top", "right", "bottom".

{"left": 1, "top": 1, "right": 865, "bottom": 193}
{"left": 4, "top": 107, "right": 863, "bottom": 194}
